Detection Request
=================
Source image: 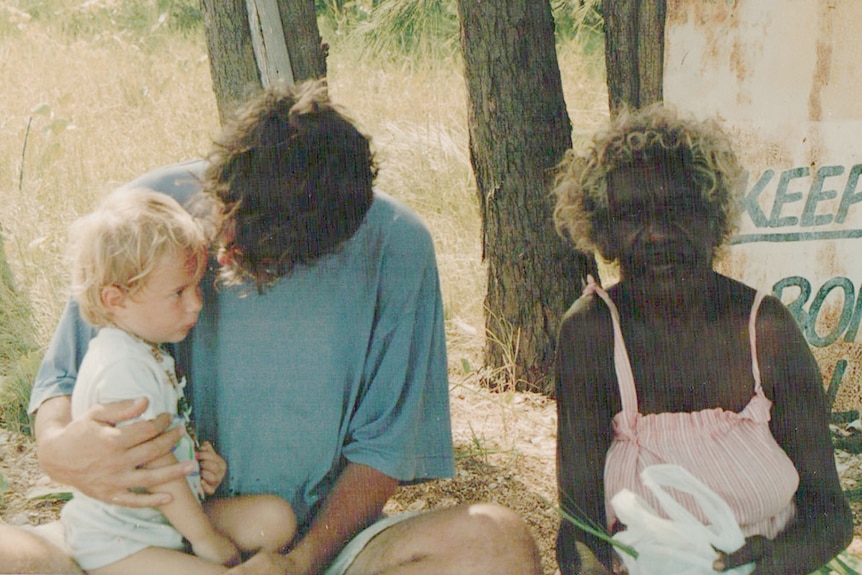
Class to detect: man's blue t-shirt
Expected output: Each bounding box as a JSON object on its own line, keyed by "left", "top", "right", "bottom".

{"left": 30, "top": 161, "right": 454, "bottom": 531}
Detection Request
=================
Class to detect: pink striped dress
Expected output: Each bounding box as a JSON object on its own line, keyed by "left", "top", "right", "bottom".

{"left": 587, "top": 283, "right": 799, "bottom": 539}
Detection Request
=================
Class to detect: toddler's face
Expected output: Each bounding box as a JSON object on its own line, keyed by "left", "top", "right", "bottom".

{"left": 112, "top": 248, "right": 205, "bottom": 344}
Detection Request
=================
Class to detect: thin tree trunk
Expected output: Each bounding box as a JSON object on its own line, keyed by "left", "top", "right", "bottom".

{"left": 201, "top": 0, "right": 259, "bottom": 123}
{"left": 276, "top": 0, "right": 327, "bottom": 83}
{"left": 457, "top": 0, "right": 598, "bottom": 393}
{"left": 603, "top": 0, "right": 666, "bottom": 116}
{"left": 201, "top": 0, "right": 326, "bottom": 124}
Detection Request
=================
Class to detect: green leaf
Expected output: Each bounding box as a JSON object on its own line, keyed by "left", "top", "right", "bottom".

{"left": 26, "top": 486, "right": 73, "bottom": 502}
{"left": 538, "top": 494, "right": 638, "bottom": 559}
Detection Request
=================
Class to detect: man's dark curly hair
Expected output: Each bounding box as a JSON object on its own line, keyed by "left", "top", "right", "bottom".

{"left": 552, "top": 103, "right": 744, "bottom": 261}
{"left": 203, "top": 79, "right": 377, "bottom": 288}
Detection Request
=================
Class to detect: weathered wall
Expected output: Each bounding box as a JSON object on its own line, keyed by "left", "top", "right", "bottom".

{"left": 665, "top": 0, "right": 862, "bottom": 412}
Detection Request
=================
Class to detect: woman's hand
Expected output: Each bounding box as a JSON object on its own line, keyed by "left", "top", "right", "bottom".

{"left": 197, "top": 441, "right": 227, "bottom": 495}
{"left": 714, "top": 536, "right": 770, "bottom": 572}
{"left": 577, "top": 542, "right": 613, "bottom": 575}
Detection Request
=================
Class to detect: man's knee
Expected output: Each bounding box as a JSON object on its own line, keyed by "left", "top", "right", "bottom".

{"left": 466, "top": 502, "right": 527, "bottom": 528}
{"left": 462, "top": 503, "right": 540, "bottom": 553}
{"left": 348, "top": 504, "right": 541, "bottom": 575}
{"left": 0, "top": 524, "right": 82, "bottom": 574}
{"left": 412, "top": 503, "right": 540, "bottom": 573}
{"left": 420, "top": 503, "right": 541, "bottom": 569}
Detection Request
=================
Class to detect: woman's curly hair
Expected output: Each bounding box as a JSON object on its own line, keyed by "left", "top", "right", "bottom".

{"left": 203, "top": 78, "right": 377, "bottom": 288}
{"left": 552, "top": 103, "right": 744, "bottom": 261}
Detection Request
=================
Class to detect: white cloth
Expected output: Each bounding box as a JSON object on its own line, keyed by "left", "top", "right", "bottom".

{"left": 61, "top": 327, "right": 202, "bottom": 570}
{"left": 611, "top": 464, "right": 755, "bottom": 575}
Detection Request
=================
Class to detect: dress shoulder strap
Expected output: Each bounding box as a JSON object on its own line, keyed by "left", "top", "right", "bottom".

{"left": 748, "top": 291, "right": 767, "bottom": 395}
{"left": 582, "top": 276, "right": 640, "bottom": 416}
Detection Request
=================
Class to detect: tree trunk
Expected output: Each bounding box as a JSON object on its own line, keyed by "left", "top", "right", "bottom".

{"left": 276, "top": 0, "right": 327, "bottom": 83}
{"left": 603, "top": 0, "right": 666, "bottom": 116}
{"left": 201, "top": 0, "right": 327, "bottom": 123}
{"left": 457, "top": 0, "right": 598, "bottom": 393}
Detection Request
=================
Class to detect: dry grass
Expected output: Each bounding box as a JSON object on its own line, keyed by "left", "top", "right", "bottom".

{"left": 0, "top": 3, "right": 218, "bottom": 343}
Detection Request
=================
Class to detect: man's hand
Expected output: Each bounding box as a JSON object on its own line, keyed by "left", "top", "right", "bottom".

{"left": 227, "top": 549, "right": 310, "bottom": 575}
{"left": 36, "top": 396, "right": 194, "bottom": 507}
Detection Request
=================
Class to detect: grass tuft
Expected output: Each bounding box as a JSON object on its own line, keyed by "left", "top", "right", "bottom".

{"left": 0, "top": 350, "right": 44, "bottom": 437}
{"left": 349, "top": 0, "right": 459, "bottom": 62}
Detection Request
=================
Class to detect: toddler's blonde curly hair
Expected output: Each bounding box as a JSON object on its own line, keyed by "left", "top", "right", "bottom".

{"left": 69, "top": 188, "right": 207, "bottom": 327}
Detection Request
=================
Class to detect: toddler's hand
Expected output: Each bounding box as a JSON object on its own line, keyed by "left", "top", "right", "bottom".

{"left": 197, "top": 441, "right": 227, "bottom": 495}
{"left": 192, "top": 532, "right": 240, "bottom": 567}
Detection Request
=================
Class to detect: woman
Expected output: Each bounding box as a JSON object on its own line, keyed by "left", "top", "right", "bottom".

{"left": 552, "top": 104, "right": 852, "bottom": 574}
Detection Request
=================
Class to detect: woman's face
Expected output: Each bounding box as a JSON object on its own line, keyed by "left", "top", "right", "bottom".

{"left": 606, "top": 161, "right": 715, "bottom": 294}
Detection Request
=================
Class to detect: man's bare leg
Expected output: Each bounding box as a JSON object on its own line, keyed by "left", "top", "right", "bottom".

{"left": 0, "top": 524, "right": 83, "bottom": 575}
{"left": 345, "top": 503, "right": 542, "bottom": 575}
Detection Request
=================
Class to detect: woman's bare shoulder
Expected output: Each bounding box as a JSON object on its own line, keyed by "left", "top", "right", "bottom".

{"left": 557, "top": 289, "right": 617, "bottom": 372}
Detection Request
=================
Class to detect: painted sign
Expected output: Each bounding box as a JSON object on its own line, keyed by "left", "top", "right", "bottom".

{"left": 664, "top": 0, "right": 862, "bottom": 412}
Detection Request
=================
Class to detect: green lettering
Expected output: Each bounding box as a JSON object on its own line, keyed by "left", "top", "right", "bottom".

{"left": 800, "top": 165, "right": 842, "bottom": 227}
{"left": 768, "top": 167, "right": 808, "bottom": 228}
{"left": 836, "top": 164, "right": 862, "bottom": 224}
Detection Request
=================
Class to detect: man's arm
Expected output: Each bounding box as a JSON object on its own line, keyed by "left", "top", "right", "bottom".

{"left": 35, "top": 395, "right": 192, "bottom": 507}
{"left": 231, "top": 463, "right": 397, "bottom": 575}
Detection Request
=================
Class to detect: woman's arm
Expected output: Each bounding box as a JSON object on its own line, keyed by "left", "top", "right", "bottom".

{"left": 722, "top": 296, "right": 852, "bottom": 573}
{"left": 556, "top": 297, "right": 618, "bottom": 574}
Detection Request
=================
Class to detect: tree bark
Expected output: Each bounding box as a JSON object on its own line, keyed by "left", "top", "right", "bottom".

{"left": 276, "top": 0, "right": 327, "bottom": 83}
{"left": 201, "top": 0, "right": 327, "bottom": 124}
{"left": 457, "top": 0, "right": 598, "bottom": 393}
{"left": 201, "top": 0, "right": 260, "bottom": 123}
{"left": 603, "top": 0, "right": 666, "bottom": 116}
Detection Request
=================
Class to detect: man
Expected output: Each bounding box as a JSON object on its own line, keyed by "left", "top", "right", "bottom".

{"left": 5, "top": 80, "right": 542, "bottom": 575}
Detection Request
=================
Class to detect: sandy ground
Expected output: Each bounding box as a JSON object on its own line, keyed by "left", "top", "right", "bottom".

{"left": 3, "top": 381, "right": 862, "bottom": 574}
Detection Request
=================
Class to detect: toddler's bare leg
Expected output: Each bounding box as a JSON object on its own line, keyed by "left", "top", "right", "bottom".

{"left": 87, "top": 546, "right": 226, "bottom": 575}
